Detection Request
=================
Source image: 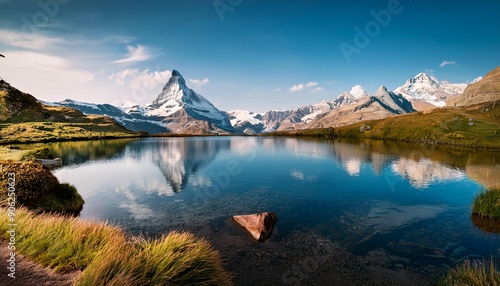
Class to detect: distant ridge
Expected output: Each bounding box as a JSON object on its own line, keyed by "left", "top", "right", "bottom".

{"left": 305, "top": 86, "right": 415, "bottom": 129}
{"left": 450, "top": 66, "right": 500, "bottom": 107}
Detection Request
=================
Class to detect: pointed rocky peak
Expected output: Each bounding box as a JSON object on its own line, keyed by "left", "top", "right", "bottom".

{"left": 171, "top": 69, "right": 182, "bottom": 77}
{"left": 150, "top": 69, "right": 190, "bottom": 109}
{"left": 375, "top": 85, "right": 389, "bottom": 95}
{"left": 371, "top": 85, "right": 414, "bottom": 114}
{"left": 407, "top": 73, "right": 440, "bottom": 88}
{"left": 0, "top": 78, "right": 11, "bottom": 90}
{"left": 162, "top": 69, "right": 187, "bottom": 90}
{"left": 143, "top": 69, "right": 234, "bottom": 132}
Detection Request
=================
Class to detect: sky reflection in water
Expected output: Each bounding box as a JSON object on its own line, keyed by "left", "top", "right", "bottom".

{"left": 50, "top": 137, "right": 500, "bottom": 265}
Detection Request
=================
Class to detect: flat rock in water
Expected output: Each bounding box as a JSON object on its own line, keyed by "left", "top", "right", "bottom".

{"left": 232, "top": 212, "right": 278, "bottom": 242}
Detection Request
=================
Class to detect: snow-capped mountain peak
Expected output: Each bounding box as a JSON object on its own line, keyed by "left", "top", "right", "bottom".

{"left": 144, "top": 69, "right": 233, "bottom": 132}
{"left": 395, "top": 72, "right": 467, "bottom": 107}
{"left": 411, "top": 73, "right": 440, "bottom": 86}
{"left": 349, "top": 85, "right": 368, "bottom": 99}
{"left": 149, "top": 69, "right": 191, "bottom": 111}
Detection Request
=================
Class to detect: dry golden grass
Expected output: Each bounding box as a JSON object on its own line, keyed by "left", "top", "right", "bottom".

{"left": 0, "top": 207, "right": 231, "bottom": 285}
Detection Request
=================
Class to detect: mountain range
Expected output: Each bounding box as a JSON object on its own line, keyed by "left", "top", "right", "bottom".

{"left": 305, "top": 86, "right": 415, "bottom": 129}
{"left": 46, "top": 70, "right": 233, "bottom": 135}
{"left": 38, "top": 68, "right": 497, "bottom": 135}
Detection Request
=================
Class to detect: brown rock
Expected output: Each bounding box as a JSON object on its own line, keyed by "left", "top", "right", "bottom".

{"left": 232, "top": 212, "right": 278, "bottom": 242}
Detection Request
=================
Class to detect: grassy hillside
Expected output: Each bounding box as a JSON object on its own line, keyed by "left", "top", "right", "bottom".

{"left": 265, "top": 100, "right": 500, "bottom": 149}
{"left": 0, "top": 117, "right": 139, "bottom": 144}
{"left": 0, "top": 80, "right": 141, "bottom": 144}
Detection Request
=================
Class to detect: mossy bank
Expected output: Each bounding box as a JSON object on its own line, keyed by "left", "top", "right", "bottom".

{"left": 0, "top": 160, "right": 84, "bottom": 215}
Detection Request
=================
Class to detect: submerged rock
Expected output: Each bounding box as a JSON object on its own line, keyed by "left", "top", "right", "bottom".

{"left": 232, "top": 212, "right": 278, "bottom": 242}
{"left": 451, "top": 246, "right": 468, "bottom": 258}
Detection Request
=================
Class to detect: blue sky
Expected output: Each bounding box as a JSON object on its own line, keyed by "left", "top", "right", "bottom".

{"left": 0, "top": 0, "right": 499, "bottom": 112}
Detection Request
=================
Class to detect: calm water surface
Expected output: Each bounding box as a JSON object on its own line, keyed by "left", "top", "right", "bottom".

{"left": 46, "top": 137, "right": 500, "bottom": 285}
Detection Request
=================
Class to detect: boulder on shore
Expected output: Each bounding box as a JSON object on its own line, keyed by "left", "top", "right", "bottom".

{"left": 232, "top": 212, "right": 278, "bottom": 242}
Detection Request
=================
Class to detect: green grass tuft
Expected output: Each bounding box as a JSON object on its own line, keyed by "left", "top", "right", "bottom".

{"left": 472, "top": 188, "right": 500, "bottom": 219}
{"left": 0, "top": 207, "right": 122, "bottom": 272}
{"left": 20, "top": 146, "right": 54, "bottom": 160}
{"left": 37, "top": 183, "right": 85, "bottom": 216}
{"left": 438, "top": 258, "right": 500, "bottom": 286}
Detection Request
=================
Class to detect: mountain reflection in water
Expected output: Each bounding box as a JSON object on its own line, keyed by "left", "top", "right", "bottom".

{"left": 46, "top": 137, "right": 500, "bottom": 284}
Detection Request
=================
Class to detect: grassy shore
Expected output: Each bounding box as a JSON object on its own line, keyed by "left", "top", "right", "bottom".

{"left": 438, "top": 258, "right": 500, "bottom": 286}
{"left": 440, "top": 188, "right": 500, "bottom": 285}
{"left": 472, "top": 188, "right": 500, "bottom": 219}
{"left": 0, "top": 207, "right": 231, "bottom": 285}
{"left": 0, "top": 120, "right": 144, "bottom": 144}
{"left": 0, "top": 145, "right": 24, "bottom": 160}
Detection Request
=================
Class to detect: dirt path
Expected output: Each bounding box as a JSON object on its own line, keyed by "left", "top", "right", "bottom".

{"left": 0, "top": 240, "right": 80, "bottom": 286}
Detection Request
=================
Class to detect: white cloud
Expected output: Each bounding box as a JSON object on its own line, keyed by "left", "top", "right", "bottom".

{"left": 306, "top": 81, "right": 319, "bottom": 88}
{"left": 114, "top": 45, "right": 152, "bottom": 64}
{"left": 273, "top": 87, "right": 281, "bottom": 92}
{"left": 471, "top": 76, "right": 483, "bottom": 83}
{"left": 109, "top": 68, "right": 140, "bottom": 85}
{"left": 289, "top": 83, "right": 305, "bottom": 92}
{"left": 439, "top": 60, "right": 458, "bottom": 67}
{"left": 289, "top": 81, "right": 322, "bottom": 93}
{"left": 109, "top": 69, "right": 171, "bottom": 90}
{"left": 131, "top": 70, "right": 172, "bottom": 89}
{"left": 189, "top": 78, "right": 209, "bottom": 86}
{"left": 0, "top": 30, "right": 62, "bottom": 49}
{"left": 107, "top": 69, "right": 172, "bottom": 106}
{"left": 0, "top": 51, "right": 95, "bottom": 100}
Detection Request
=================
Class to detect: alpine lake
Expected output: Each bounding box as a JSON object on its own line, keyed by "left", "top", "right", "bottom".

{"left": 42, "top": 137, "right": 500, "bottom": 285}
